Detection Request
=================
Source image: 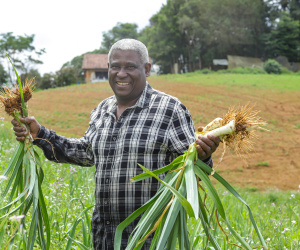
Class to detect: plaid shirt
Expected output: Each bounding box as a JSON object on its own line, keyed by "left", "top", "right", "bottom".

{"left": 34, "top": 82, "right": 212, "bottom": 249}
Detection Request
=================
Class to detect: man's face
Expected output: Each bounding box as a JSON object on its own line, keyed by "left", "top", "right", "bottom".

{"left": 108, "top": 49, "right": 151, "bottom": 104}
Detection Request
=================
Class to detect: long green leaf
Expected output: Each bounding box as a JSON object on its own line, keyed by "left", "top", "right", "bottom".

{"left": 184, "top": 145, "right": 199, "bottom": 219}
{"left": 194, "top": 162, "right": 252, "bottom": 249}
{"left": 38, "top": 171, "right": 50, "bottom": 250}
{"left": 115, "top": 173, "right": 179, "bottom": 249}
{"left": 1, "top": 143, "right": 24, "bottom": 181}
{"left": 156, "top": 177, "right": 186, "bottom": 250}
{"left": 138, "top": 163, "right": 195, "bottom": 218}
{"left": 195, "top": 160, "right": 267, "bottom": 248}
{"left": 131, "top": 155, "right": 184, "bottom": 182}
{"left": 166, "top": 215, "right": 179, "bottom": 250}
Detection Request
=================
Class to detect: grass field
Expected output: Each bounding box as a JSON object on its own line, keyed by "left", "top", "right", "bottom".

{"left": 0, "top": 73, "right": 299, "bottom": 249}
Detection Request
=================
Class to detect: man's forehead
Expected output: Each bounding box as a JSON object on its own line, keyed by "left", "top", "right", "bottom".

{"left": 110, "top": 49, "right": 142, "bottom": 63}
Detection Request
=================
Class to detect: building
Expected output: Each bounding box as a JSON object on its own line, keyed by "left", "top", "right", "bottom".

{"left": 82, "top": 54, "right": 108, "bottom": 83}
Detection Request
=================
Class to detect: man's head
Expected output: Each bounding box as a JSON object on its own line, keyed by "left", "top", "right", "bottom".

{"left": 108, "top": 39, "right": 151, "bottom": 106}
{"left": 108, "top": 39, "right": 149, "bottom": 65}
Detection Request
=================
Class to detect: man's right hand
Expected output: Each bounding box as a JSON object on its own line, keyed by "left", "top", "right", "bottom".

{"left": 11, "top": 117, "right": 41, "bottom": 142}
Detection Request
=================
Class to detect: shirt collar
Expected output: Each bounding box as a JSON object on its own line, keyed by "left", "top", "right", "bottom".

{"left": 108, "top": 81, "right": 153, "bottom": 113}
{"left": 134, "top": 81, "right": 153, "bottom": 109}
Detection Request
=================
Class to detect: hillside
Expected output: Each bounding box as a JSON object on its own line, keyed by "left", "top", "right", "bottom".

{"left": 1, "top": 73, "right": 299, "bottom": 191}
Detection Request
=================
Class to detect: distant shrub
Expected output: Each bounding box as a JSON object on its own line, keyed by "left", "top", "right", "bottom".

{"left": 196, "top": 68, "right": 212, "bottom": 74}
{"left": 280, "top": 67, "right": 293, "bottom": 75}
{"left": 217, "top": 67, "right": 266, "bottom": 74}
{"left": 263, "top": 59, "right": 282, "bottom": 74}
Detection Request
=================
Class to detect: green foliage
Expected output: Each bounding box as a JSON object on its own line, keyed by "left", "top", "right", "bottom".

{"left": 264, "top": 59, "right": 282, "bottom": 74}
{"left": 0, "top": 63, "right": 8, "bottom": 85}
{"left": 263, "top": 12, "right": 300, "bottom": 62}
{"left": 20, "top": 69, "right": 42, "bottom": 87}
{"left": 100, "top": 22, "right": 139, "bottom": 52}
{"left": 56, "top": 67, "right": 78, "bottom": 86}
{"left": 39, "top": 73, "right": 57, "bottom": 89}
{"left": 0, "top": 32, "right": 45, "bottom": 83}
{"left": 218, "top": 67, "right": 267, "bottom": 74}
{"left": 140, "top": 1, "right": 185, "bottom": 74}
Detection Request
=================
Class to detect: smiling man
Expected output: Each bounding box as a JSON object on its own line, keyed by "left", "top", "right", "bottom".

{"left": 11, "top": 39, "right": 220, "bottom": 249}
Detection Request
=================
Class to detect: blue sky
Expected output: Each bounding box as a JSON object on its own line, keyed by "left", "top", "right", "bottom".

{"left": 1, "top": 0, "right": 166, "bottom": 75}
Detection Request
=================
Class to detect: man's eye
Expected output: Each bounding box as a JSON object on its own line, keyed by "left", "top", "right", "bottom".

{"left": 111, "top": 66, "right": 120, "bottom": 69}
{"left": 127, "top": 66, "right": 135, "bottom": 69}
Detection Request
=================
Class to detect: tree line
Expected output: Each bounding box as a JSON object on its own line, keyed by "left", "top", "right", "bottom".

{"left": 1, "top": 0, "right": 299, "bottom": 88}
{"left": 67, "top": 0, "right": 300, "bottom": 75}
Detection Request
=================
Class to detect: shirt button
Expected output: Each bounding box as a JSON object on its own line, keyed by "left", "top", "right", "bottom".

{"left": 104, "top": 200, "right": 108, "bottom": 204}
{"left": 105, "top": 178, "right": 110, "bottom": 184}
{"left": 112, "top": 136, "right": 116, "bottom": 141}
{"left": 106, "top": 221, "right": 110, "bottom": 225}
{"left": 107, "top": 158, "right": 112, "bottom": 162}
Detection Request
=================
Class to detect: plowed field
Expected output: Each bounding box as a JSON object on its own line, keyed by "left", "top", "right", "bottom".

{"left": 2, "top": 74, "right": 299, "bottom": 191}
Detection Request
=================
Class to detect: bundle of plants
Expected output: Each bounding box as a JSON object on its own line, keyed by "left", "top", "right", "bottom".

{"left": 115, "top": 105, "right": 268, "bottom": 249}
{"left": 0, "top": 55, "right": 50, "bottom": 250}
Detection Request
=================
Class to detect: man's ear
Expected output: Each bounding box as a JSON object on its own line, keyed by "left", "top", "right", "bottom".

{"left": 145, "top": 63, "right": 152, "bottom": 77}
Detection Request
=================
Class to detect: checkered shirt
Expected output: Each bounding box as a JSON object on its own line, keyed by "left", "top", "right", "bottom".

{"left": 33, "top": 82, "right": 212, "bottom": 249}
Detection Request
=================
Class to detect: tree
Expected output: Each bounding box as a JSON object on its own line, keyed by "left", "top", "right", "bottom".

{"left": 0, "top": 63, "right": 8, "bottom": 85}
{"left": 140, "top": 0, "right": 185, "bottom": 74}
{"left": 263, "top": 12, "right": 300, "bottom": 61}
{"left": 20, "top": 69, "right": 42, "bottom": 88}
{"left": 39, "top": 73, "right": 57, "bottom": 89}
{"left": 0, "top": 32, "right": 45, "bottom": 83}
{"left": 100, "top": 23, "right": 139, "bottom": 52}
{"left": 56, "top": 66, "right": 77, "bottom": 87}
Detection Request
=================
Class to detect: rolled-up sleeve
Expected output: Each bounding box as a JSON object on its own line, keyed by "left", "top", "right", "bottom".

{"left": 33, "top": 125, "right": 95, "bottom": 167}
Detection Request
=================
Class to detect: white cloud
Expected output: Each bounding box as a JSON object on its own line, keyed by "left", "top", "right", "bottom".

{"left": 1, "top": 0, "right": 166, "bottom": 75}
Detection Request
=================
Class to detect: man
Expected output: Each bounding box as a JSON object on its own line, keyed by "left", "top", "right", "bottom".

{"left": 12, "top": 39, "right": 220, "bottom": 249}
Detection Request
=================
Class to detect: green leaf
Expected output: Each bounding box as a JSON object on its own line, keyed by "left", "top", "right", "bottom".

{"left": 131, "top": 155, "right": 184, "bottom": 182}
{"left": 184, "top": 145, "right": 199, "bottom": 219}
{"left": 1, "top": 143, "right": 24, "bottom": 182}
{"left": 156, "top": 177, "right": 186, "bottom": 249}
{"left": 138, "top": 163, "right": 195, "bottom": 218}
{"left": 195, "top": 160, "right": 267, "bottom": 248}
{"left": 194, "top": 161, "right": 252, "bottom": 249}
{"left": 166, "top": 215, "right": 179, "bottom": 250}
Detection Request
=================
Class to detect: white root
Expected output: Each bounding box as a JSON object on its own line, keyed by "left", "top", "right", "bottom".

{"left": 202, "top": 117, "right": 223, "bottom": 133}
{"left": 203, "top": 120, "right": 235, "bottom": 138}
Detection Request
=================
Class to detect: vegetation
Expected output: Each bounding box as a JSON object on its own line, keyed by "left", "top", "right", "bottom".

{"left": 61, "top": 0, "right": 300, "bottom": 78}
{"left": 0, "top": 119, "right": 299, "bottom": 249}
{"left": 0, "top": 72, "right": 299, "bottom": 248}
{"left": 0, "top": 33, "right": 45, "bottom": 84}
{"left": 263, "top": 59, "right": 282, "bottom": 74}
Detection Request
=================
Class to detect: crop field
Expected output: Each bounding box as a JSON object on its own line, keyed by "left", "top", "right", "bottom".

{"left": 0, "top": 73, "right": 299, "bottom": 248}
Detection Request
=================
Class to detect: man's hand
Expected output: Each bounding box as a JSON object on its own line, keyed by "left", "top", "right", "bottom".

{"left": 195, "top": 126, "right": 220, "bottom": 161}
{"left": 11, "top": 117, "right": 41, "bottom": 142}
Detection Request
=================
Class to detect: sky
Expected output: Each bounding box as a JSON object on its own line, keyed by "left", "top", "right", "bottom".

{"left": 1, "top": 0, "right": 167, "bottom": 75}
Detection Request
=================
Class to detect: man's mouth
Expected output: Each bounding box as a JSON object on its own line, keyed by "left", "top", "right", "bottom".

{"left": 117, "top": 82, "right": 130, "bottom": 86}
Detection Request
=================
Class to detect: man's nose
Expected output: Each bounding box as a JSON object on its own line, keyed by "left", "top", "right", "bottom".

{"left": 117, "top": 67, "right": 127, "bottom": 78}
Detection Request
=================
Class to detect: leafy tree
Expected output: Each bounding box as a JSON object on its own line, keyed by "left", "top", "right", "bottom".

{"left": 39, "top": 73, "right": 57, "bottom": 89}
{"left": 140, "top": 0, "right": 185, "bottom": 74}
{"left": 263, "top": 12, "right": 300, "bottom": 61}
{"left": 56, "top": 66, "right": 77, "bottom": 87}
{"left": 0, "top": 32, "right": 45, "bottom": 83}
{"left": 0, "top": 63, "right": 8, "bottom": 85}
{"left": 20, "top": 69, "right": 42, "bottom": 86}
{"left": 100, "top": 23, "right": 139, "bottom": 52}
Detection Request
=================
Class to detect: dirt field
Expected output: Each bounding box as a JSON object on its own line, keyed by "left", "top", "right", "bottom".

{"left": 2, "top": 75, "right": 299, "bottom": 191}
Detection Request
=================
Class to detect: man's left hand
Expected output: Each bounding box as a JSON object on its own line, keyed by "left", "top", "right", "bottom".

{"left": 195, "top": 127, "right": 220, "bottom": 161}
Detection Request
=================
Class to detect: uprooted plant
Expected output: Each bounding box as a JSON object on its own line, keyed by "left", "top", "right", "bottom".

{"left": 115, "top": 105, "right": 268, "bottom": 249}
{"left": 0, "top": 55, "right": 50, "bottom": 250}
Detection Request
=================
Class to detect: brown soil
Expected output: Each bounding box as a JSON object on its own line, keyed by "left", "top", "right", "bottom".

{"left": 1, "top": 78, "right": 299, "bottom": 191}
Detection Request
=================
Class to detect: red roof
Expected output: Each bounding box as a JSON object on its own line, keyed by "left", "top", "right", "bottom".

{"left": 82, "top": 54, "right": 108, "bottom": 70}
